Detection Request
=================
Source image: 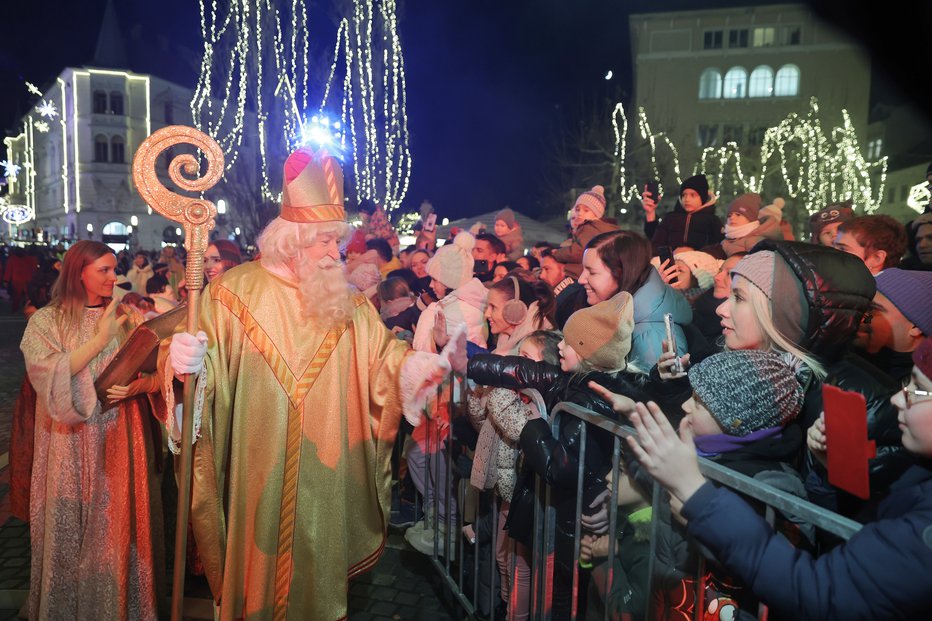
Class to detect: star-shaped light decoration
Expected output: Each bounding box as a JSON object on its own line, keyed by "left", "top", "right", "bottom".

{"left": 35, "top": 120, "right": 50, "bottom": 133}
{"left": 0, "top": 160, "right": 21, "bottom": 181}
{"left": 37, "top": 99, "right": 58, "bottom": 119}
{"left": 25, "top": 81, "right": 42, "bottom": 96}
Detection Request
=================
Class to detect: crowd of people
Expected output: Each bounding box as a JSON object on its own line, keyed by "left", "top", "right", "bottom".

{"left": 6, "top": 151, "right": 932, "bottom": 620}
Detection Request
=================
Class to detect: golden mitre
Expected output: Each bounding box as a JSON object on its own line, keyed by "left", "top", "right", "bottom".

{"left": 280, "top": 147, "right": 345, "bottom": 223}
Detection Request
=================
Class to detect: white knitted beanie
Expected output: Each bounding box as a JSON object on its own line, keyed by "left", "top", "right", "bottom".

{"left": 675, "top": 250, "right": 723, "bottom": 290}
{"left": 427, "top": 232, "right": 476, "bottom": 290}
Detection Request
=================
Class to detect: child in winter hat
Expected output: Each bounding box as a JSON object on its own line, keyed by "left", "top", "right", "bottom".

{"left": 494, "top": 207, "right": 525, "bottom": 261}
{"left": 426, "top": 231, "right": 476, "bottom": 291}
{"left": 687, "top": 350, "right": 804, "bottom": 438}
{"left": 809, "top": 199, "right": 855, "bottom": 246}
{"left": 680, "top": 174, "right": 711, "bottom": 205}
{"left": 561, "top": 291, "right": 635, "bottom": 371}
{"left": 714, "top": 195, "right": 786, "bottom": 258}
{"left": 574, "top": 185, "right": 607, "bottom": 221}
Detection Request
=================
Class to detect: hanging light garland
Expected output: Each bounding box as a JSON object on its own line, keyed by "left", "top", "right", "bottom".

{"left": 320, "top": 0, "right": 411, "bottom": 212}
{"left": 613, "top": 97, "right": 886, "bottom": 214}
{"left": 190, "top": 0, "right": 411, "bottom": 212}
{"left": 190, "top": 0, "right": 311, "bottom": 202}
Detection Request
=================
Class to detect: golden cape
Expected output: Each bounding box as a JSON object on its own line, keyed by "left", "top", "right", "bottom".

{"left": 190, "top": 262, "right": 410, "bottom": 620}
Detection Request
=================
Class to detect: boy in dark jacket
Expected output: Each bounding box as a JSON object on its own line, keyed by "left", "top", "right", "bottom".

{"left": 642, "top": 174, "right": 724, "bottom": 253}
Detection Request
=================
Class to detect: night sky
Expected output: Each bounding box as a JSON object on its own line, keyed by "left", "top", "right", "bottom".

{"left": 1, "top": 0, "right": 918, "bottom": 222}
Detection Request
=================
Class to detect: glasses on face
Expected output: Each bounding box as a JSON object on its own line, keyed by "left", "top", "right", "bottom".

{"left": 903, "top": 380, "right": 932, "bottom": 408}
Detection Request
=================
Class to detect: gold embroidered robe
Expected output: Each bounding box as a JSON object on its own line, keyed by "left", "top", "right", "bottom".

{"left": 190, "top": 261, "right": 410, "bottom": 620}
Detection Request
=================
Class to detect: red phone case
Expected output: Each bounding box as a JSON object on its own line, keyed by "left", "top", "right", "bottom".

{"left": 823, "top": 384, "right": 876, "bottom": 500}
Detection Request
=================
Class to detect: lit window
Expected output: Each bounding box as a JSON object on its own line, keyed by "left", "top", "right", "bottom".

{"left": 699, "top": 69, "right": 722, "bottom": 99}
{"left": 774, "top": 65, "right": 800, "bottom": 96}
{"left": 723, "top": 67, "right": 748, "bottom": 99}
{"left": 752, "top": 27, "right": 775, "bottom": 47}
{"left": 94, "top": 135, "right": 109, "bottom": 162}
{"left": 93, "top": 91, "right": 107, "bottom": 114}
{"left": 748, "top": 66, "right": 774, "bottom": 97}
{"left": 110, "top": 92, "right": 124, "bottom": 116}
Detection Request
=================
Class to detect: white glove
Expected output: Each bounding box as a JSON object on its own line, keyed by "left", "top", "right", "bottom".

{"left": 170, "top": 331, "right": 208, "bottom": 376}
{"left": 439, "top": 324, "right": 467, "bottom": 375}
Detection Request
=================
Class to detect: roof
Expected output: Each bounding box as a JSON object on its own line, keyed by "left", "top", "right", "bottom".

{"left": 437, "top": 210, "right": 569, "bottom": 246}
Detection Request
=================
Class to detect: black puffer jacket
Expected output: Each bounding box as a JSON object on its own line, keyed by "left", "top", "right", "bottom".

{"left": 752, "top": 240, "right": 875, "bottom": 363}
{"left": 748, "top": 240, "right": 910, "bottom": 510}
{"left": 467, "top": 354, "right": 688, "bottom": 546}
{"left": 646, "top": 202, "right": 724, "bottom": 253}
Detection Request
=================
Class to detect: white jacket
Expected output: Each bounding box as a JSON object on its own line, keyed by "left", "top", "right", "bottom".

{"left": 413, "top": 277, "right": 489, "bottom": 353}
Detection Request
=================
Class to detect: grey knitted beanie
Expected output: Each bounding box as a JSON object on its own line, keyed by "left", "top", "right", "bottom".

{"left": 688, "top": 350, "right": 803, "bottom": 436}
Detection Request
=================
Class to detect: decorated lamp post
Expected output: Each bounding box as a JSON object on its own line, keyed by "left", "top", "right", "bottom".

{"left": 131, "top": 125, "right": 224, "bottom": 621}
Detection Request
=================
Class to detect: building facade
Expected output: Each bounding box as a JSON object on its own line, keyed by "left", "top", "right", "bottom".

{"left": 2, "top": 67, "right": 261, "bottom": 251}
{"left": 629, "top": 3, "right": 873, "bottom": 206}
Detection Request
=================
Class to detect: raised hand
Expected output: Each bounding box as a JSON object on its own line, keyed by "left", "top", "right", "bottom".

{"left": 588, "top": 380, "right": 636, "bottom": 415}
{"left": 432, "top": 308, "right": 449, "bottom": 349}
{"left": 97, "top": 298, "right": 129, "bottom": 344}
{"left": 657, "top": 345, "right": 690, "bottom": 381}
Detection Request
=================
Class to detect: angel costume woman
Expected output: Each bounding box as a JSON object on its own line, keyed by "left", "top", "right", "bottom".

{"left": 20, "top": 240, "right": 164, "bottom": 621}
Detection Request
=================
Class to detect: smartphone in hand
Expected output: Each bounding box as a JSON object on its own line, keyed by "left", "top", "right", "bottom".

{"left": 644, "top": 180, "right": 660, "bottom": 200}
{"left": 663, "top": 312, "right": 683, "bottom": 373}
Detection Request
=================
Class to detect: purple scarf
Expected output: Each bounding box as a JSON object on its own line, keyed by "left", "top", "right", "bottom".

{"left": 694, "top": 426, "right": 783, "bottom": 458}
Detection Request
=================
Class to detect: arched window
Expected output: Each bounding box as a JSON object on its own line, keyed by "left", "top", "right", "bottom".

{"left": 93, "top": 90, "right": 108, "bottom": 114}
{"left": 774, "top": 64, "right": 800, "bottom": 97}
{"left": 723, "top": 67, "right": 748, "bottom": 99}
{"left": 103, "top": 222, "right": 129, "bottom": 236}
{"left": 699, "top": 68, "right": 722, "bottom": 99}
{"left": 110, "top": 92, "right": 124, "bottom": 115}
{"left": 94, "top": 135, "right": 109, "bottom": 162}
{"left": 111, "top": 136, "right": 125, "bottom": 164}
{"left": 748, "top": 66, "right": 774, "bottom": 97}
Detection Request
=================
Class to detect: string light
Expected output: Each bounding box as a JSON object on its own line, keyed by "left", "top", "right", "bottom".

{"left": 612, "top": 97, "right": 886, "bottom": 214}
{"left": 191, "top": 0, "right": 311, "bottom": 202}
{"left": 192, "top": 0, "right": 412, "bottom": 212}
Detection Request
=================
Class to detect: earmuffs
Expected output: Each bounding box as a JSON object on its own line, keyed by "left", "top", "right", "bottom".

{"left": 502, "top": 276, "right": 529, "bottom": 326}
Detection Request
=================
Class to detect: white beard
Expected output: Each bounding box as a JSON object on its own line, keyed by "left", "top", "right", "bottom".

{"left": 295, "top": 255, "right": 354, "bottom": 329}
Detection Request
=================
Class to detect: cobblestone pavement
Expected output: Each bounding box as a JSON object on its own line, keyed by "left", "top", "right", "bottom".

{"left": 0, "top": 305, "right": 464, "bottom": 620}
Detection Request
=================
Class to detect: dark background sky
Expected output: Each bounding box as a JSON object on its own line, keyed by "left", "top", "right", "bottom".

{"left": 0, "top": 0, "right": 922, "bottom": 221}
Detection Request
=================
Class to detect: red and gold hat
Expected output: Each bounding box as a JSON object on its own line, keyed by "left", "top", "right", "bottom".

{"left": 280, "top": 147, "right": 345, "bottom": 223}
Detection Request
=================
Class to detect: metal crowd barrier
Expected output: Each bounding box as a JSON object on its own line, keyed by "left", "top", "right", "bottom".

{"left": 407, "top": 379, "right": 863, "bottom": 621}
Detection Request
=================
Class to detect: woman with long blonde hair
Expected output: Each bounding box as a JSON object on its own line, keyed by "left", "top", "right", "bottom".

{"left": 20, "top": 240, "right": 164, "bottom": 620}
